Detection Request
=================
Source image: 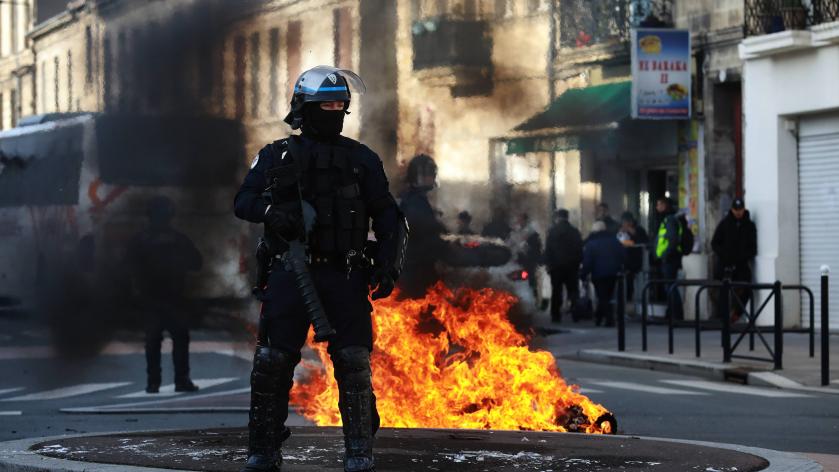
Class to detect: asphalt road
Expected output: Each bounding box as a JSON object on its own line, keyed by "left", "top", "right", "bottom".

{"left": 1, "top": 315, "right": 837, "bottom": 456}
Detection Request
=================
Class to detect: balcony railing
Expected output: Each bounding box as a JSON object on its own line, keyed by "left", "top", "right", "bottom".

{"left": 745, "top": 0, "right": 839, "bottom": 37}
{"left": 559, "top": 0, "right": 673, "bottom": 49}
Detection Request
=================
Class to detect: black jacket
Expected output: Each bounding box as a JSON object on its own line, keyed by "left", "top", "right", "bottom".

{"left": 711, "top": 210, "right": 757, "bottom": 269}
{"left": 544, "top": 220, "right": 583, "bottom": 272}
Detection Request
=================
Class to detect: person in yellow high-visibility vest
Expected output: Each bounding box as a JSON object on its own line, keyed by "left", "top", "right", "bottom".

{"left": 655, "top": 197, "right": 684, "bottom": 320}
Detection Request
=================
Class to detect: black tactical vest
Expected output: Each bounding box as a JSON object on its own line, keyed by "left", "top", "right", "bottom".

{"left": 267, "top": 136, "right": 368, "bottom": 256}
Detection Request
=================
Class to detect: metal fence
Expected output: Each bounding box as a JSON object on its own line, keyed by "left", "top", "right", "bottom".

{"left": 745, "top": 0, "right": 839, "bottom": 37}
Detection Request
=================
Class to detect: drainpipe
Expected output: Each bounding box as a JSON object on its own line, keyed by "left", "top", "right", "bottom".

{"left": 547, "top": 0, "right": 558, "bottom": 212}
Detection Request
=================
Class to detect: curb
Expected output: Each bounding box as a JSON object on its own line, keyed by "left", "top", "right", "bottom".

{"left": 569, "top": 349, "right": 839, "bottom": 395}
{"left": 0, "top": 429, "right": 822, "bottom": 472}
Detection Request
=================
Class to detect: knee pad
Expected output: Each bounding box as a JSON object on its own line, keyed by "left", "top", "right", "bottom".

{"left": 252, "top": 347, "right": 299, "bottom": 393}
{"left": 331, "top": 346, "right": 371, "bottom": 391}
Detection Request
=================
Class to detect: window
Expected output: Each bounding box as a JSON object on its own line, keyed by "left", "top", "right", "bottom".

{"left": 249, "top": 32, "right": 260, "bottom": 118}
{"left": 53, "top": 57, "right": 59, "bottom": 111}
{"left": 85, "top": 26, "right": 93, "bottom": 87}
{"left": 40, "top": 61, "right": 46, "bottom": 112}
{"left": 286, "top": 21, "right": 301, "bottom": 96}
{"left": 103, "top": 35, "right": 111, "bottom": 111}
{"left": 333, "top": 8, "right": 353, "bottom": 70}
{"left": 233, "top": 35, "right": 246, "bottom": 119}
{"left": 10, "top": 89, "right": 17, "bottom": 127}
{"left": 268, "top": 27, "right": 280, "bottom": 116}
{"left": 67, "top": 50, "right": 73, "bottom": 111}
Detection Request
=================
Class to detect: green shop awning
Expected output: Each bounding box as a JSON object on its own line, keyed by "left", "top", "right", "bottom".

{"left": 514, "top": 81, "right": 631, "bottom": 132}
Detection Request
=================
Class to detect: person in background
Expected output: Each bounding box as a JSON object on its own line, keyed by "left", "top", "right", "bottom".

{"left": 711, "top": 197, "right": 757, "bottom": 323}
{"left": 482, "top": 207, "right": 512, "bottom": 240}
{"left": 508, "top": 212, "right": 542, "bottom": 297}
{"left": 618, "top": 211, "right": 650, "bottom": 302}
{"left": 596, "top": 202, "right": 620, "bottom": 235}
{"left": 456, "top": 210, "right": 475, "bottom": 235}
{"left": 399, "top": 154, "right": 448, "bottom": 299}
{"left": 128, "top": 196, "right": 203, "bottom": 394}
{"left": 580, "top": 221, "right": 624, "bottom": 327}
{"left": 544, "top": 208, "right": 583, "bottom": 323}
{"left": 654, "top": 197, "right": 684, "bottom": 320}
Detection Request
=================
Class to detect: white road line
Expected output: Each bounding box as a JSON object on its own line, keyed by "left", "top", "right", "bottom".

{"left": 590, "top": 381, "right": 709, "bottom": 396}
{"left": 1, "top": 382, "right": 132, "bottom": 402}
{"left": 578, "top": 388, "right": 604, "bottom": 394}
{"left": 661, "top": 380, "right": 812, "bottom": 398}
{"left": 0, "top": 387, "right": 25, "bottom": 397}
{"left": 116, "top": 377, "right": 239, "bottom": 398}
{"left": 0, "top": 411, "right": 22, "bottom": 415}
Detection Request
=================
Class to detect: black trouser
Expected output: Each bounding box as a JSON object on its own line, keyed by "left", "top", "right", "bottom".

{"left": 592, "top": 276, "right": 617, "bottom": 325}
{"left": 549, "top": 268, "right": 579, "bottom": 321}
{"left": 716, "top": 263, "right": 753, "bottom": 319}
{"left": 660, "top": 261, "right": 683, "bottom": 320}
{"left": 143, "top": 300, "right": 190, "bottom": 384}
{"left": 251, "top": 263, "right": 378, "bottom": 468}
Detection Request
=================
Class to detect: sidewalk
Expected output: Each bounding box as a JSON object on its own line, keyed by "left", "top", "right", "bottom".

{"left": 531, "top": 313, "right": 839, "bottom": 393}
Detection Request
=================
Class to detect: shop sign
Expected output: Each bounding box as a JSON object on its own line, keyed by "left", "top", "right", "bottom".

{"left": 631, "top": 28, "right": 691, "bottom": 120}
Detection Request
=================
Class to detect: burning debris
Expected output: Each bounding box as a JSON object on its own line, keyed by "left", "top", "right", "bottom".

{"left": 291, "top": 282, "right": 614, "bottom": 434}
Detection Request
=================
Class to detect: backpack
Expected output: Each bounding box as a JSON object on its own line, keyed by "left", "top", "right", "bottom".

{"left": 678, "top": 214, "right": 694, "bottom": 255}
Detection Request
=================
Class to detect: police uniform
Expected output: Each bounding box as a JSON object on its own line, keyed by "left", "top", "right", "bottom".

{"left": 234, "top": 66, "right": 407, "bottom": 472}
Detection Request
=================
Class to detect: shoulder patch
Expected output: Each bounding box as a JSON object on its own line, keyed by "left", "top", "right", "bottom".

{"left": 250, "top": 154, "right": 260, "bottom": 169}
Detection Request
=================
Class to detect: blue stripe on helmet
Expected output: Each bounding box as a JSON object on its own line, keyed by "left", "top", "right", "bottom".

{"left": 296, "top": 85, "right": 348, "bottom": 93}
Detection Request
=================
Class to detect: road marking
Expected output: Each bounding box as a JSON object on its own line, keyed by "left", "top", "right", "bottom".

{"left": 62, "top": 386, "right": 252, "bottom": 413}
{"left": 116, "top": 377, "right": 239, "bottom": 398}
{"left": 0, "top": 411, "right": 22, "bottom": 415}
{"left": 661, "top": 380, "right": 812, "bottom": 398}
{"left": 0, "top": 387, "right": 25, "bottom": 397}
{"left": 2, "top": 382, "right": 132, "bottom": 402}
{"left": 590, "top": 381, "right": 709, "bottom": 396}
{"left": 578, "top": 388, "right": 604, "bottom": 394}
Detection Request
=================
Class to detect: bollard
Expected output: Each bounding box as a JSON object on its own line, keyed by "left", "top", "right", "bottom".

{"left": 721, "top": 279, "right": 731, "bottom": 363}
{"left": 668, "top": 284, "right": 675, "bottom": 355}
{"left": 821, "top": 266, "right": 830, "bottom": 386}
{"left": 773, "top": 281, "right": 783, "bottom": 370}
{"left": 617, "top": 274, "right": 626, "bottom": 352}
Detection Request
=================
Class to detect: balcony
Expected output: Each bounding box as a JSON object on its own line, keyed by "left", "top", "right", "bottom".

{"left": 744, "top": 0, "right": 839, "bottom": 37}
{"left": 559, "top": 0, "right": 674, "bottom": 50}
{"left": 412, "top": 18, "right": 492, "bottom": 96}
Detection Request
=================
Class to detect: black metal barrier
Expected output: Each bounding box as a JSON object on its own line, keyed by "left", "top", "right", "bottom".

{"left": 616, "top": 277, "right": 827, "bottom": 375}
{"left": 821, "top": 270, "right": 831, "bottom": 386}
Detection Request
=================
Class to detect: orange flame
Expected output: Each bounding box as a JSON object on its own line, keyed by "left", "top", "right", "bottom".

{"left": 290, "top": 282, "right": 612, "bottom": 434}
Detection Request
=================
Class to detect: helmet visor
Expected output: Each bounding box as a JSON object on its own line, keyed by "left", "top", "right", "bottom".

{"left": 294, "top": 66, "right": 367, "bottom": 96}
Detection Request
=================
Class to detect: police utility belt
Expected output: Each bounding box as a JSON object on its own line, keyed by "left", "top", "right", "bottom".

{"left": 274, "top": 248, "right": 374, "bottom": 275}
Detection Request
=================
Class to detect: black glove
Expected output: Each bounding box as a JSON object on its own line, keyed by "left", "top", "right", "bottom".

{"left": 264, "top": 205, "right": 300, "bottom": 238}
{"left": 369, "top": 268, "right": 395, "bottom": 300}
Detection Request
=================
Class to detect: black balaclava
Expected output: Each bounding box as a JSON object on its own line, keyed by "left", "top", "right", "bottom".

{"left": 301, "top": 102, "right": 345, "bottom": 140}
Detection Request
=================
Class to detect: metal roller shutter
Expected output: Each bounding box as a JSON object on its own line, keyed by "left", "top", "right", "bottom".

{"left": 798, "top": 114, "right": 839, "bottom": 330}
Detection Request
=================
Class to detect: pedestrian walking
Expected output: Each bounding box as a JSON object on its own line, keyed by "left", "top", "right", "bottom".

{"left": 580, "top": 221, "right": 625, "bottom": 326}
{"left": 127, "top": 196, "right": 203, "bottom": 394}
{"left": 711, "top": 197, "right": 757, "bottom": 323}
{"left": 654, "top": 197, "right": 684, "bottom": 320}
{"left": 618, "top": 211, "right": 650, "bottom": 302}
{"left": 544, "top": 208, "right": 583, "bottom": 322}
{"left": 596, "top": 202, "right": 620, "bottom": 235}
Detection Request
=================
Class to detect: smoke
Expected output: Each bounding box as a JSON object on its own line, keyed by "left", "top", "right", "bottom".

{"left": 0, "top": 0, "right": 262, "bottom": 357}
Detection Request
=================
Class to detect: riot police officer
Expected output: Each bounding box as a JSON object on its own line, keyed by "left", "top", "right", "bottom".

{"left": 234, "top": 66, "right": 407, "bottom": 472}
{"left": 398, "top": 154, "right": 447, "bottom": 298}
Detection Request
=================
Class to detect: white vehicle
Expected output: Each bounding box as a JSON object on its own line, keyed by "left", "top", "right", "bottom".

{"left": 0, "top": 113, "right": 250, "bottom": 318}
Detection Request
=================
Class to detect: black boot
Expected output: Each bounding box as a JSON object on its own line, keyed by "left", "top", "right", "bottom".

{"left": 241, "top": 347, "right": 298, "bottom": 472}
{"left": 332, "top": 346, "right": 376, "bottom": 472}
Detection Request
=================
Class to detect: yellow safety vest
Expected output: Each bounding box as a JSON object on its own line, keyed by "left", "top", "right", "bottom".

{"left": 656, "top": 218, "right": 682, "bottom": 259}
